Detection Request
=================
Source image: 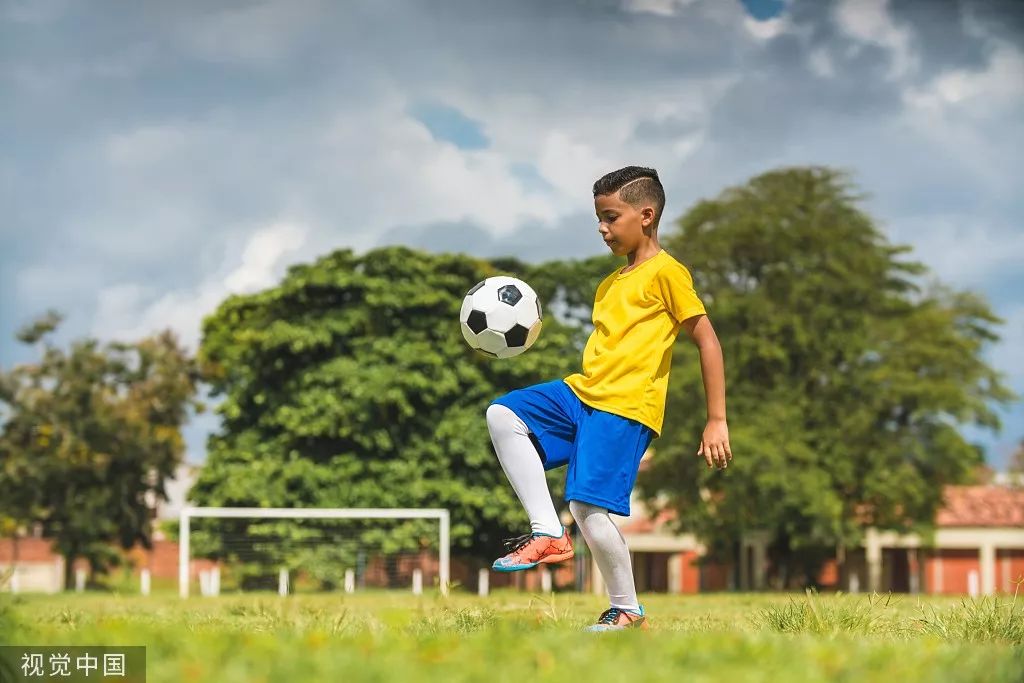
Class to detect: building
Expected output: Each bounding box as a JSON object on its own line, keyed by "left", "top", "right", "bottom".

{"left": 0, "top": 463, "right": 202, "bottom": 594}
{"left": 617, "top": 484, "right": 1024, "bottom": 596}
{"left": 4, "top": 463, "right": 1023, "bottom": 596}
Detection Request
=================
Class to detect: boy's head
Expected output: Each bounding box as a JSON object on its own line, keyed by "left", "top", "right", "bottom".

{"left": 592, "top": 166, "right": 666, "bottom": 256}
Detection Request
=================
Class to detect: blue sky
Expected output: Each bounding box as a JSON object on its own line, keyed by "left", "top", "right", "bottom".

{"left": 1, "top": 0, "right": 1022, "bottom": 468}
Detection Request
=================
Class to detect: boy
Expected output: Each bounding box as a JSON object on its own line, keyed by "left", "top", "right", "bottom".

{"left": 486, "top": 166, "right": 731, "bottom": 632}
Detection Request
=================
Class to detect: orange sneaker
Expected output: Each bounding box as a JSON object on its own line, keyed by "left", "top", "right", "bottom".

{"left": 491, "top": 527, "right": 574, "bottom": 572}
{"left": 584, "top": 606, "right": 648, "bottom": 632}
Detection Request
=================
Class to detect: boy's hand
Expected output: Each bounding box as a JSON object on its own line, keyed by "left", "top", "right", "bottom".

{"left": 697, "top": 419, "right": 731, "bottom": 470}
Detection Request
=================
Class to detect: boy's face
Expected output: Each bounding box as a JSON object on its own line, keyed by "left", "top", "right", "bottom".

{"left": 594, "top": 192, "right": 655, "bottom": 256}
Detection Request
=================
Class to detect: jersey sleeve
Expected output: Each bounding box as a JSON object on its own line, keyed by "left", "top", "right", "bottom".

{"left": 649, "top": 262, "right": 706, "bottom": 323}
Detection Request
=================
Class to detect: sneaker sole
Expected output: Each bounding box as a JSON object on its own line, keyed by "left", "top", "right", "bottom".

{"left": 491, "top": 550, "right": 575, "bottom": 573}
{"left": 585, "top": 617, "right": 649, "bottom": 632}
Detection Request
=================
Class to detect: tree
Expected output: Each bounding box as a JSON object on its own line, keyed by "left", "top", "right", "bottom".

{"left": 1009, "top": 440, "right": 1024, "bottom": 478}
{"left": 0, "top": 315, "right": 200, "bottom": 588}
{"left": 192, "top": 246, "right": 590, "bottom": 581}
{"left": 641, "top": 167, "right": 1014, "bottom": 588}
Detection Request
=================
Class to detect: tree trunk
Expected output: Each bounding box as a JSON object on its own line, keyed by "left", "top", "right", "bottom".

{"left": 63, "top": 546, "right": 77, "bottom": 592}
{"left": 0, "top": 536, "right": 17, "bottom": 587}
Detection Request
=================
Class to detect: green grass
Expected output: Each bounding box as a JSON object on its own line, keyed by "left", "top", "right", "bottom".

{"left": 2, "top": 590, "right": 1023, "bottom": 682}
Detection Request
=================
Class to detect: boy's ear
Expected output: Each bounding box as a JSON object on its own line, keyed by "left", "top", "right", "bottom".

{"left": 641, "top": 206, "right": 656, "bottom": 228}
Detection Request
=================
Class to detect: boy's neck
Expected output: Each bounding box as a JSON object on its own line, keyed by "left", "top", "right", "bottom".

{"left": 623, "top": 237, "right": 661, "bottom": 271}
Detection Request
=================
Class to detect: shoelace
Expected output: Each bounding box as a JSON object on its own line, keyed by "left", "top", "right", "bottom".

{"left": 501, "top": 533, "right": 534, "bottom": 552}
{"left": 597, "top": 608, "right": 626, "bottom": 625}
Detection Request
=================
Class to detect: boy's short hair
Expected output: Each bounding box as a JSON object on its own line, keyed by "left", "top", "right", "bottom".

{"left": 593, "top": 166, "right": 666, "bottom": 230}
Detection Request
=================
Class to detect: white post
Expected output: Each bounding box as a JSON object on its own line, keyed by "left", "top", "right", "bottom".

{"left": 865, "top": 528, "right": 882, "bottom": 593}
{"left": 344, "top": 569, "right": 355, "bottom": 594}
{"left": 278, "top": 568, "right": 289, "bottom": 596}
{"left": 75, "top": 568, "right": 86, "bottom": 593}
{"left": 739, "top": 540, "right": 750, "bottom": 590}
{"left": 140, "top": 569, "right": 151, "bottom": 596}
{"left": 849, "top": 571, "right": 860, "bottom": 594}
{"left": 540, "top": 567, "right": 552, "bottom": 593}
{"left": 478, "top": 568, "right": 489, "bottom": 597}
{"left": 412, "top": 568, "right": 423, "bottom": 595}
{"left": 667, "top": 554, "right": 683, "bottom": 594}
{"left": 211, "top": 566, "right": 221, "bottom": 596}
{"left": 908, "top": 549, "right": 920, "bottom": 595}
{"left": 980, "top": 543, "right": 996, "bottom": 596}
{"left": 753, "top": 540, "right": 767, "bottom": 590}
{"left": 1003, "top": 553, "right": 1012, "bottom": 593}
{"left": 176, "top": 507, "right": 450, "bottom": 599}
{"left": 179, "top": 508, "right": 190, "bottom": 598}
{"left": 968, "top": 569, "right": 979, "bottom": 597}
{"left": 439, "top": 510, "right": 450, "bottom": 596}
{"left": 199, "top": 570, "right": 211, "bottom": 596}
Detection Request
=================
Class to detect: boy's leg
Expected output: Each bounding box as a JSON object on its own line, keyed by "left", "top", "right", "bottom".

{"left": 569, "top": 500, "right": 640, "bottom": 612}
{"left": 487, "top": 380, "right": 580, "bottom": 572}
{"left": 485, "top": 404, "right": 561, "bottom": 536}
{"left": 564, "top": 404, "right": 653, "bottom": 629}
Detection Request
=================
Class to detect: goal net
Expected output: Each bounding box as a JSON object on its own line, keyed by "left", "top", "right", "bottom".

{"left": 178, "top": 507, "right": 450, "bottom": 597}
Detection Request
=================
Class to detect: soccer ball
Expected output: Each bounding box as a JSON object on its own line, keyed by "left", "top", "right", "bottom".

{"left": 460, "top": 276, "right": 543, "bottom": 358}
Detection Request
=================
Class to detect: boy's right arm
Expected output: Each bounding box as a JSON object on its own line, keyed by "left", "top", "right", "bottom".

{"left": 681, "top": 314, "right": 731, "bottom": 470}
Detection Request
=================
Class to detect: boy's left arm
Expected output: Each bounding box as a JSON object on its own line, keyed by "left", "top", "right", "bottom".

{"left": 681, "top": 315, "right": 731, "bottom": 470}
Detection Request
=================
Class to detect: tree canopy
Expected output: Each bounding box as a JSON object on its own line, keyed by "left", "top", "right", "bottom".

{"left": 191, "top": 247, "right": 614, "bottom": 576}
{"left": 641, "top": 167, "right": 1014, "bottom": 586}
{"left": 7, "top": 165, "right": 1010, "bottom": 592}
{"left": 0, "top": 316, "right": 199, "bottom": 586}
{"left": 1009, "top": 440, "right": 1024, "bottom": 477}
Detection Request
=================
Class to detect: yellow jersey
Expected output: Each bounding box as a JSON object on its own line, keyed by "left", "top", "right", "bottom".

{"left": 564, "top": 249, "right": 705, "bottom": 436}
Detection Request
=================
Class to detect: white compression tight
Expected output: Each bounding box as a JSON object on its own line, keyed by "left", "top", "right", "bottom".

{"left": 569, "top": 500, "right": 640, "bottom": 612}
{"left": 485, "top": 404, "right": 563, "bottom": 536}
{"left": 486, "top": 404, "right": 640, "bottom": 611}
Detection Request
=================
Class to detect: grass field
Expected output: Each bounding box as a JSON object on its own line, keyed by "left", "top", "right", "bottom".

{"left": 2, "top": 589, "right": 1023, "bottom": 682}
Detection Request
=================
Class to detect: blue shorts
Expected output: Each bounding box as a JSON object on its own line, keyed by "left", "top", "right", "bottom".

{"left": 491, "top": 379, "right": 654, "bottom": 517}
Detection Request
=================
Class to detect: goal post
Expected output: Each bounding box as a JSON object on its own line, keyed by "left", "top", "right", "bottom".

{"left": 178, "top": 507, "right": 450, "bottom": 598}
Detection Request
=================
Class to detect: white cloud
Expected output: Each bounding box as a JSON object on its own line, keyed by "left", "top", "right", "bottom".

{"left": 4, "top": 0, "right": 1023, "bottom": 462}
{"left": 536, "top": 131, "right": 615, "bottom": 203}
{"left": 670, "top": 131, "right": 705, "bottom": 159}
{"left": 173, "top": 0, "right": 327, "bottom": 65}
{"left": 621, "top": 0, "right": 697, "bottom": 17}
{"left": 223, "top": 223, "right": 308, "bottom": 292}
{"left": 3, "top": 46, "right": 152, "bottom": 95}
{"left": 903, "top": 42, "right": 1024, "bottom": 114}
{"left": 106, "top": 125, "right": 190, "bottom": 167}
{"left": 316, "top": 96, "right": 567, "bottom": 235}
{"left": 888, "top": 215, "right": 1024, "bottom": 289}
{"left": 835, "top": 0, "right": 916, "bottom": 80}
{"left": 808, "top": 47, "right": 835, "bottom": 78}
{"left": 91, "top": 222, "right": 309, "bottom": 349}
{"left": 898, "top": 42, "right": 1024, "bottom": 200}
{"left": 743, "top": 16, "right": 787, "bottom": 41}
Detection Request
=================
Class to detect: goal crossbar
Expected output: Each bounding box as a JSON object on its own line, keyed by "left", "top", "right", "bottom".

{"left": 179, "top": 506, "right": 450, "bottom": 597}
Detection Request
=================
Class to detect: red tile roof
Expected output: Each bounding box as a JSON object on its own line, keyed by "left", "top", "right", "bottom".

{"left": 935, "top": 485, "right": 1024, "bottom": 528}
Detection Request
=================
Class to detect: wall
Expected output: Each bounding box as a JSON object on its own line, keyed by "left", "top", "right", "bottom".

{"left": 924, "top": 549, "right": 979, "bottom": 595}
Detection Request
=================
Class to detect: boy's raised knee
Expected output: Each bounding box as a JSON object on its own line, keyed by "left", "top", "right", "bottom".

{"left": 486, "top": 403, "right": 520, "bottom": 437}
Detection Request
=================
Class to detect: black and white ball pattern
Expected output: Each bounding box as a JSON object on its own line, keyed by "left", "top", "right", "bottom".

{"left": 459, "top": 276, "right": 543, "bottom": 358}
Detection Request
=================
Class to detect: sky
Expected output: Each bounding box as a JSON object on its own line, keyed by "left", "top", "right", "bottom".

{"left": 1, "top": 0, "right": 1022, "bottom": 468}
